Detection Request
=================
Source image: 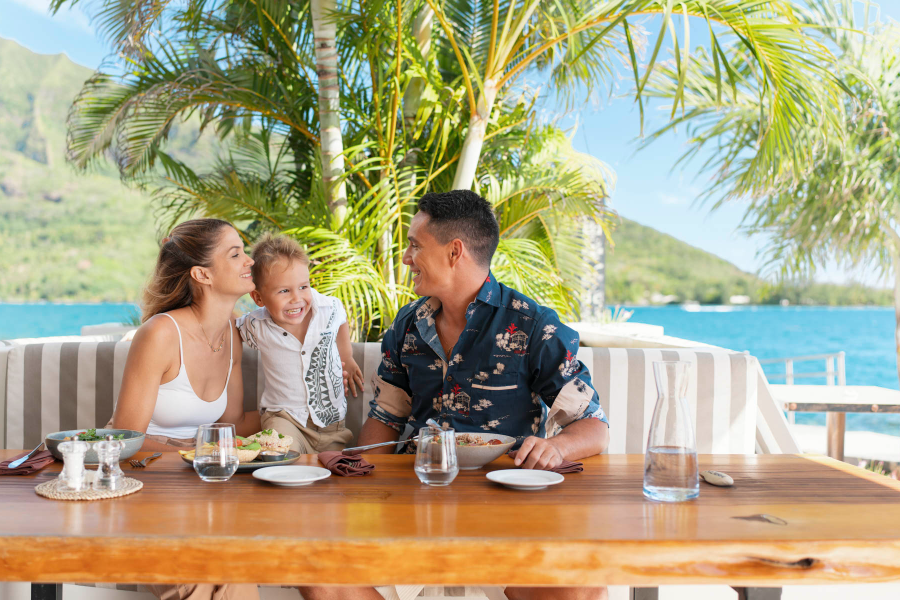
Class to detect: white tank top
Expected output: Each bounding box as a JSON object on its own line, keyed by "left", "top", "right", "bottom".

{"left": 145, "top": 313, "right": 232, "bottom": 439}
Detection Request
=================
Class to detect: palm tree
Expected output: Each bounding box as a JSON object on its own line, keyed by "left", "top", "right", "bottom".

{"left": 51, "top": 0, "right": 848, "bottom": 339}
{"left": 429, "top": 0, "right": 849, "bottom": 191}
{"left": 642, "top": 1, "right": 900, "bottom": 380}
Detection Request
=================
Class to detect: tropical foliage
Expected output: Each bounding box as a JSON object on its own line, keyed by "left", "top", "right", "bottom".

{"left": 53, "top": 0, "right": 847, "bottom": 338}
{"left": 643, "top": 0, "right": 900, "bottom": 378}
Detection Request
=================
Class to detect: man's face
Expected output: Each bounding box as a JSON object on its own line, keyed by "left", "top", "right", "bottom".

{"left": 403, "top": 212, "right": 452, "bottom": 297}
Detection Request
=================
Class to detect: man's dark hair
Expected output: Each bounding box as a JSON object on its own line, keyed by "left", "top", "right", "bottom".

{"left": 417, "top": 190, "right": 500, "bottom": 267}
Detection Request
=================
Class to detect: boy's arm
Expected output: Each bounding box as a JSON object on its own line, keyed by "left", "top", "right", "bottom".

{"left": 337, "top": 322, "right": 364, "bottom": 396}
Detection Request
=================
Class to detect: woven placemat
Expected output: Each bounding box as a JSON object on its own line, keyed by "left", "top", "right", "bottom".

{"left": 35, "top": 477, "right": 143, "bottom": 501}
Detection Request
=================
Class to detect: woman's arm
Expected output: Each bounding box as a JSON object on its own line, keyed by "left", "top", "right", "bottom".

{"left": 220, "top": 322, "right": 262, "bottom": 436}
{"left": 112, "top": 317, "right": 180, "bottom": 452}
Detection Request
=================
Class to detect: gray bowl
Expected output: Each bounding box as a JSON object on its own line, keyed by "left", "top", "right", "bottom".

{"left": 45, "top": 429, "right": 145, "bottom": 464}
{"left": 454, "top": 433, "right": 516, "bottom": 470}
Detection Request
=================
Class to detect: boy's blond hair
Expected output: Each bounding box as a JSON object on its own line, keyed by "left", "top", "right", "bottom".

{"left": 250, "top": 232, "right": 310, "bottom": 286}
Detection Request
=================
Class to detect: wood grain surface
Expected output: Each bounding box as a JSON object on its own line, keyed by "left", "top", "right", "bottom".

{"left": 1, "top": 452, "right": 899, "bottom": 587}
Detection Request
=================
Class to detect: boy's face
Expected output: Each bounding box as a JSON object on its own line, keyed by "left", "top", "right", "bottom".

{"left": 250, "top": 259, "right": 314, "bottom": 328}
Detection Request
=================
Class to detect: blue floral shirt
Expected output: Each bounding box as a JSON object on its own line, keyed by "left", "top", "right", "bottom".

{"left": 368, "top": 273, "right": 607, "bottom": 448}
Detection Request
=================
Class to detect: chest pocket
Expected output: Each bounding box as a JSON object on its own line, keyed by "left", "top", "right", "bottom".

{"left": 467, "top": 371, "right": 521, "bottom": 422}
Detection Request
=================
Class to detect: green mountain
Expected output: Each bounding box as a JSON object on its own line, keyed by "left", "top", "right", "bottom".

{"left": 0, "top": 38, "right": 217, "bottom": 302}
{"left": 0, "top": 38, "right": 891, "bottom": 306}
{"left": 605, "top": 218, "right": 892, "bottom": 306}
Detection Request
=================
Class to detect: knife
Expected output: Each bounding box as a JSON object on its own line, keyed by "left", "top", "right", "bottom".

{"left": 341, "top": 439, "right": 410, "bottom": 455}
{"left": 8, "top": 442, "right": 45, "bottom": 469}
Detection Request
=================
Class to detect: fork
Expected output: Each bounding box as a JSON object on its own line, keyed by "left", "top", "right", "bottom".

{"left": 129, "top": 453, "right": 162, "bottom": 468}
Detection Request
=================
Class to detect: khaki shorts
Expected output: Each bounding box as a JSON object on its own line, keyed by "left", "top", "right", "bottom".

{"left": 261, "top": 410, "right": 353, "bottom": 453}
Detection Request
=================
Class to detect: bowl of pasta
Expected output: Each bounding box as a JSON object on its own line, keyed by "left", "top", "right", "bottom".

{"left": 442, "top": 432, "right": 516, "bottom": 470}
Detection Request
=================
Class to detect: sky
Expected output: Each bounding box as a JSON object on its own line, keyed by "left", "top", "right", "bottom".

{"left": 2, "top": 0, "right": 899, "bottom": 286}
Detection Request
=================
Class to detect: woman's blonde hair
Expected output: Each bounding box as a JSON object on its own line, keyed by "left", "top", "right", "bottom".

{"left": 141, "top": 218, "right": 235, "bottom": 322}
{"left": 250, "top": 232, "right": 310, "bottom": 286}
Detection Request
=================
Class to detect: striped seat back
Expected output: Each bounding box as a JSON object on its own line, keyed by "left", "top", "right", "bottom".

{"left": 576, "top": 347, "right": 764, "bottom": 454}
{"left": 2, "top": 340, "right": 797, "bottom": 454}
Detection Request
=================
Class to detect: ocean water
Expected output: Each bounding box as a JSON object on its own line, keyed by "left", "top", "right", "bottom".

{"left": 0, "top": 303, "right": 139, "bottom": 339}
{"left": 2, "top": 303, "right": 898, "bottom": 436}
{"left": 628, "top": 305, "right": 900, "bottom": 437}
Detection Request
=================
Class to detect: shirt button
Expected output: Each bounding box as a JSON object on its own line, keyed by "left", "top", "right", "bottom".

{"left": 283, "top": 332, "right": 288, "bottom": 337}
{"left": 447, "top": 375, "right": 452, "bottom": 382}
{"left": 301, "top": 351, "right": 306, "bottom": 355}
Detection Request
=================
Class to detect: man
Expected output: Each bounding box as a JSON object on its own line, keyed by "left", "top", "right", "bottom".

{"left": 358, "top": 189, "right": 610, "bottom": 600}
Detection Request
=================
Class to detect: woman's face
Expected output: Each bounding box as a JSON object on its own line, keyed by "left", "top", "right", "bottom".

{"left": 200, "top": 227, "right": 255, "bottom": 298}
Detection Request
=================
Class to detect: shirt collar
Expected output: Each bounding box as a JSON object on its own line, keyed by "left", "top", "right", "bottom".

{"left": 476, "top": 271, "right": 501, "bottom": 307}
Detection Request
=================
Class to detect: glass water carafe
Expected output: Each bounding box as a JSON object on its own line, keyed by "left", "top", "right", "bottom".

{"left": 643, "top": 361, "right": 699, "bottom": 502}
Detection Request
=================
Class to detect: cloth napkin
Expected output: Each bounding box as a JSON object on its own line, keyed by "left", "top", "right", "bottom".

{"left": 0, "top": 450, "right": 56, "bottom": 475}
{"left": 508, "top": 451, "right": 583, "bottom": 474}
{"left": 318, "top": 451, "right": 375, "bottom": 476}
{"left": 550, "top": 460, "right": 583, "bottom": 474}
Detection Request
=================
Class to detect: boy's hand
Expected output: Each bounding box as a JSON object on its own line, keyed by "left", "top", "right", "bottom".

{"left": 341, "top": 360, "right": 365, "bottom": 397}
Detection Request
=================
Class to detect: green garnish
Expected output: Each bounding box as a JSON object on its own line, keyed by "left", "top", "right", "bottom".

{"left": 73, "top": 428, "right": 125, "bottom": 442}
{"left": 278, "top": 434, "right": 284, "bottom": 439}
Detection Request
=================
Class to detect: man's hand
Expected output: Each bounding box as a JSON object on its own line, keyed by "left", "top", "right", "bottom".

{"left": 508, "top": 436, "right": 564, "bottom": 470}
{"left": 342, "top": 360, "right": 365, "bottom": 397}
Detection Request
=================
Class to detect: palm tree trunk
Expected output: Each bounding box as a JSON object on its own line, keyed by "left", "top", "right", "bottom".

{"left": 403, "top": 7, "right": 433, "bottom": 131}
{"left": 451, "top": 79, "right": 498, "bottom": 190}
{"left": 310, "top": 0, "right": 347, "bottom": 225}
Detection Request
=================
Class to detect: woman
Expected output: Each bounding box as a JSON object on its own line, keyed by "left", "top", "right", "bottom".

{"left": 113, "top": 218, "right": 261, "bottom": 600}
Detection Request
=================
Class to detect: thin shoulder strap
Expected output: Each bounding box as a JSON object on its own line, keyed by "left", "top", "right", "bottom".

{"left": 160, "top": 313, "right": 184, "bottom": 365}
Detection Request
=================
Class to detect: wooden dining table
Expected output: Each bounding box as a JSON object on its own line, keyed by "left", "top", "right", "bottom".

{"left": 2, "top": 451, "right": 900, "bottom": 599}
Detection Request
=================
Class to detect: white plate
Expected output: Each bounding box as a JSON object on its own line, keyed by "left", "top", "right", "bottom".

{"left": 252, "top": 465, "right": 331, "bottom": 487}
{"left": 486, "top": 469, "right": 564, "bottom": 491}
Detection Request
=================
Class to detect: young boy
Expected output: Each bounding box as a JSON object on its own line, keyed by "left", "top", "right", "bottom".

{"left": 236, "top": 233, "right": 364, "bottom": 453}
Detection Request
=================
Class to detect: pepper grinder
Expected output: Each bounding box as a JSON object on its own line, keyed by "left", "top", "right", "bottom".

{"left": 93, "top": 435, "right": 126, "bottom": 491}
{"left": 57, "top": 439, "right": 90, "bottom": 492}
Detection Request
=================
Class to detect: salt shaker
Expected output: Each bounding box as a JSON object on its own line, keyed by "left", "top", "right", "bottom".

{"left": 93, "top": 435, "right": 126, "bottom": 491}
{"left": 57, "top": 440, "right": 90, "bottom": 492}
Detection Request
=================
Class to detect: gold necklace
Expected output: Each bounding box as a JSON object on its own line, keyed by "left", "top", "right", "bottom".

{"left": 190, "top": 306, "right": 226, "bottom": 353}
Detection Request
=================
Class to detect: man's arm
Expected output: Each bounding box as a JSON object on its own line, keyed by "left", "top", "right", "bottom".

{"left": 358, "top": 315, "right": 412, "bottom": 453}
{"left": 514, "top": 311, "right": 609, "bottom": 469}
{"left": 357, "top": 417, "right": 400, "bottom": 452}
{"left": 512, "top": 417, "right": 608, "bottom": 469}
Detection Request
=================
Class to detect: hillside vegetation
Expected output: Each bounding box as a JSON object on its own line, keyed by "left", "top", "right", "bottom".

{"left": 605, "top": 219, "right": 891, "bottom": 306}
{"left": 0, "top": 38, "right": 215, "bottom": 302}
{"left": 0, "top": 38, "right": 891, "bottom": 306}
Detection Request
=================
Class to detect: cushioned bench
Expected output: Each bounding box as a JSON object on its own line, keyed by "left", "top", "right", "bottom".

{"left": 1, "top": 341, "right": 798, "bottom": 454}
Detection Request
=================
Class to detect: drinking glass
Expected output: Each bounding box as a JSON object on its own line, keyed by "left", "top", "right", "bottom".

{"left": 193, "top": 423, "right": 239, "bottom": 482}
{"left": 643, "top": 361, "right": 699, "bottom": 502}
{"left": 414, "top": 427, "right": 459, "bottom": 486}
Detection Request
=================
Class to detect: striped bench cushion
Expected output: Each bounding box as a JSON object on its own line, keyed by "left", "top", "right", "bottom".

{"left": 2, "top": 340, "right": 797, "bottom": 454}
